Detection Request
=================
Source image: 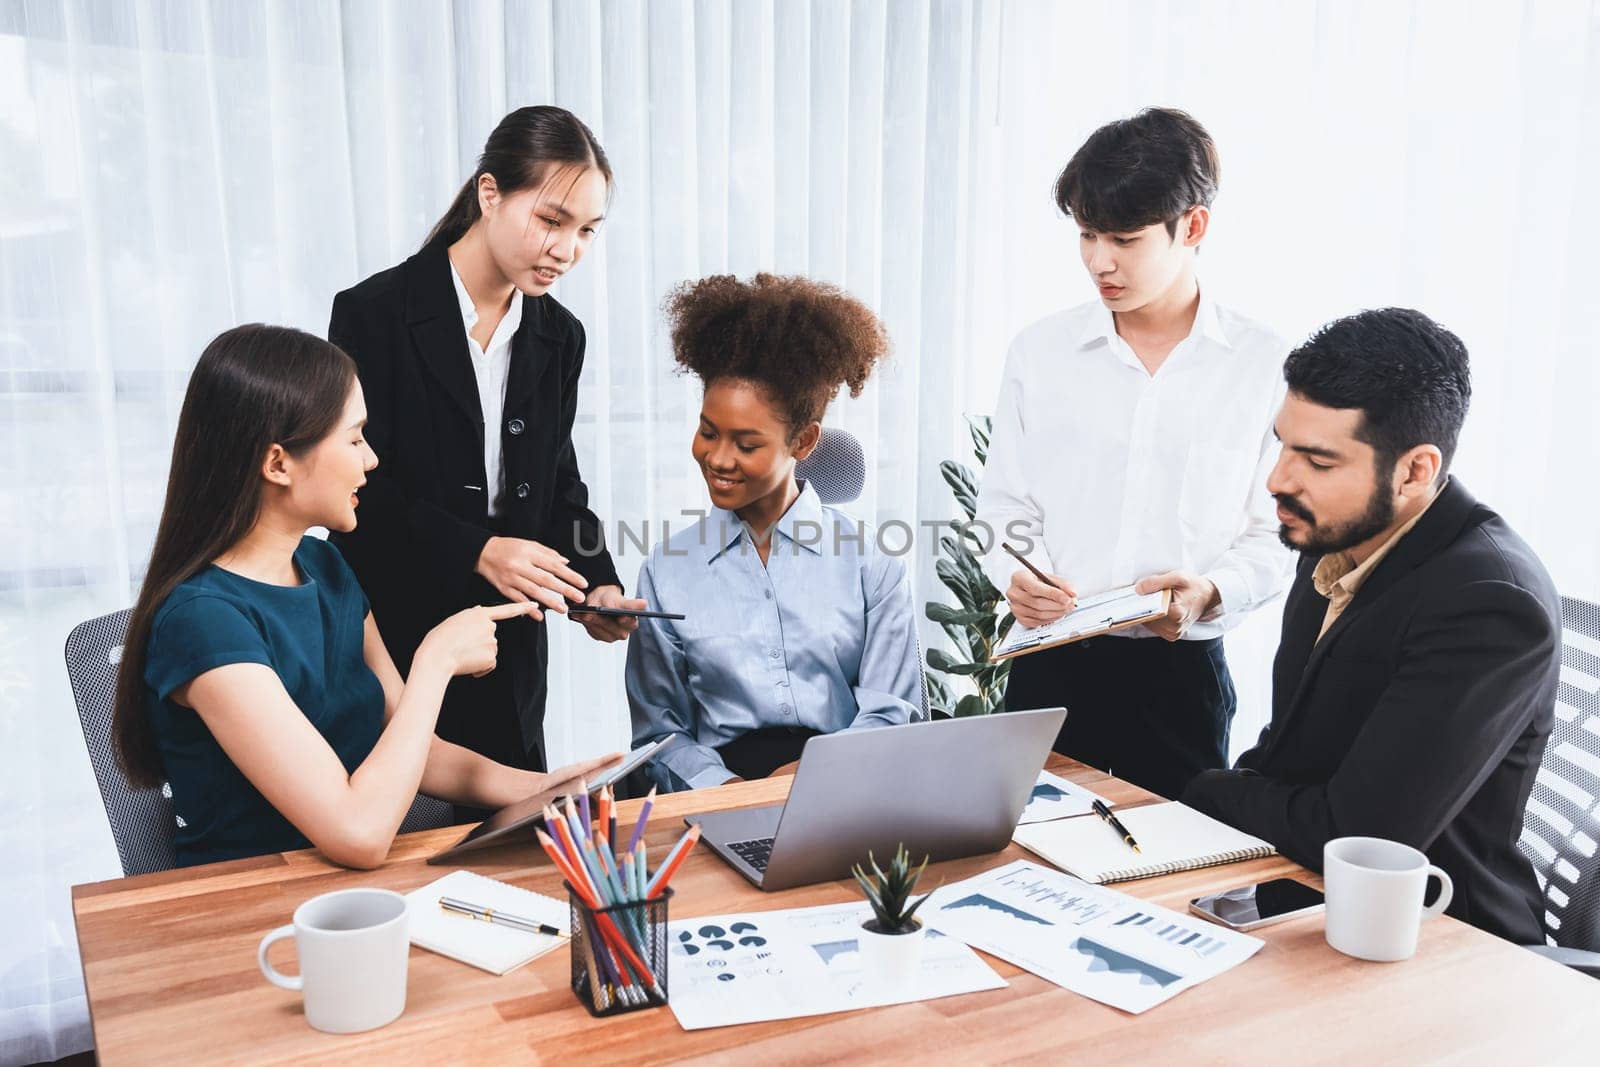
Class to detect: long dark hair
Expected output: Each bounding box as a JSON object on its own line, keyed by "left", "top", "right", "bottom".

{"left": 424, "top": 105, "right": 612, "bottom": 248}
{"left": 113, "top": 325, "right": 357, "bottom": 788}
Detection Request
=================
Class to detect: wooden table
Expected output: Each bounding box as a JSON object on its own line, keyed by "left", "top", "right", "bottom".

{"left": 73, "top": 757, "right": 1599, "bottom": 1065}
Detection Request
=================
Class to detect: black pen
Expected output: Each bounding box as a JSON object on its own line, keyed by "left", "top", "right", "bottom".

{"left": 439, "top": 896, "right": 565, "bottom": 937}
{"left": 1003, "top": 543, "right": 1071, "bottom": 595}
{"left": 1092, "top": 800, "right": 1142, "bottom": 854}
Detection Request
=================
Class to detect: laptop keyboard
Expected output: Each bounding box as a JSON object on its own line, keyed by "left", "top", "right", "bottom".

{"left": 728, "top": 837, "right": 775, "bottom": 872}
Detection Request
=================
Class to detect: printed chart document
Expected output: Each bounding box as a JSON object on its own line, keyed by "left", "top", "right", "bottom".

{"left": 925, "top": 859, "right": 1262, "bottom": 1014}
{"left": 992, "top": 585, "right": 1169, "bottom": 661}
{"left": 1018, "top": 770, "right": 1109, "bottom": 825}
{"left": 666, "top": 900, "right": 1006, "bottom": 1030}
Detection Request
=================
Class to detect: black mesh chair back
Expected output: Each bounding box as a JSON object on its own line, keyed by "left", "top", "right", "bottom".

{"left": 65, "top": 608, "right": 453, "bottom": 878}
{"left": 64, "top": 609, "right": 178, "bottom": 876}
{"left": 795, "top": 426, "right": 866, "bottom": 506}
{"left": 1518, "top": 595, "right": 1600, "bottom": 951}
{"left": 792, "top": 426, "right": 928, "bottom": 720}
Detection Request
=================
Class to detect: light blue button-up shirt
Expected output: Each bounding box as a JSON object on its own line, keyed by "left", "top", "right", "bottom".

{"left": 625, "top": 482, "right": 924, "bottom": 790}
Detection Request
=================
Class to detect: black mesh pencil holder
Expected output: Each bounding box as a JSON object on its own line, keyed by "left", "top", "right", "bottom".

{"left": 566, "top": 883, "right": 672, "bottom": 1017}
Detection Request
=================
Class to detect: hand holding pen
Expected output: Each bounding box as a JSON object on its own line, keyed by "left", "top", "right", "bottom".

{"left": 1003, "top": 543, "right": 1078, "bottom": 628}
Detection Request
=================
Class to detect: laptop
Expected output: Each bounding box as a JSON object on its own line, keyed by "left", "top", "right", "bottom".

{"left": 690, "top": 706, "right": 1066, "bottom": 891}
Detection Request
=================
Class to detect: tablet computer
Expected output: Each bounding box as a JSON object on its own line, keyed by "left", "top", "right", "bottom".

{"left": 568, "top": 604, "right": 687, "bottom": 621}
{"left": 426, "top": 737, "right": 673, "bottom": 864}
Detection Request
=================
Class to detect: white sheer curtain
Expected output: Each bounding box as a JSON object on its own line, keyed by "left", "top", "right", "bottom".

{"left": 3, "top": 1, "right": 1598, "bottom": 1061}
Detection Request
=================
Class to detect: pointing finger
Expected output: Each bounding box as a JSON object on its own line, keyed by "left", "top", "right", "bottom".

{"left": 484, "top": 601, "right": 539, "bottom": 622}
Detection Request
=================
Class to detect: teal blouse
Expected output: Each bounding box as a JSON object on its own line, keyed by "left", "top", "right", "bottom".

{"left": 144, "top": 537, "right": 383, "bottom": 866}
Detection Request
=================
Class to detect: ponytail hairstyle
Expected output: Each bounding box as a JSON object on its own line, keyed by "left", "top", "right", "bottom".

{"left": 425, "top": 106, "right": 612, "bottom": 248}
{"left": 113, "top": 325, "right": 357, "bottom": 789}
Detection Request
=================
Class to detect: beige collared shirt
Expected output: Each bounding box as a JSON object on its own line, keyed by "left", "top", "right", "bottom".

{"left": 1312, "top": 491, "right": 1440, "bottom": 640}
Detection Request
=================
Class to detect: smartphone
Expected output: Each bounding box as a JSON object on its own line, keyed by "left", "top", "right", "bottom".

{"left": 1189, "top": 878, "right": 1325, "bottom": 931}
{"left": 568, "top": 604, "right": 687, "bottom": 621}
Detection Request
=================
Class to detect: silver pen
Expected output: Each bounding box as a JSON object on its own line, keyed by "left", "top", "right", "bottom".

{"left": 439, "top": 896, "right": 566, "bottom": 937}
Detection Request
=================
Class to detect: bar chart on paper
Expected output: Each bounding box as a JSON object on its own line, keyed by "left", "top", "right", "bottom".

{"left": 1112, "top": 910, "right": 1230, "bottom": 957}
{"left": 926, "top": 860, "right": 1264, "bottom": 1014}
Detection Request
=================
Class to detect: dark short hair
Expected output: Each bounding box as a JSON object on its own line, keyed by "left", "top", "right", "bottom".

{"left": 1054, "top": 107, "right": 1220, "bottom": 237}
{"left": 1284, "top": 308, "right": 1472, "bottom": 479}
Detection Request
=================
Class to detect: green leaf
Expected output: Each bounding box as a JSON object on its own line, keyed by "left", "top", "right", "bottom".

{"left": 934, "top": 558, "right": 973, "bottom": 605}
{"left": 926, "top": 602, "right": 990, "bottom": 626}
{"left": 967, "top": 414, "right": 993, "bottom": 466}
{"left": 952, "top": 694, "right": 988, "bottom": 718}
{"left": 927, "top": 648, "right": 984, "bottom": 676}
{"left": 939, "top": 622, "right": 968, "bottom": 651}
{"left": 956, "top": 547, "right": 999, "bottom": 603}
{"left": 939, "top": 460, "right": 980, "bottom": 521}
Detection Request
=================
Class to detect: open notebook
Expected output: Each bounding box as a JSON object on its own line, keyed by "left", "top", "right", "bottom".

{"left": 405, "top": 869, "right": 569, "bottom": 975}
{"left": 1012, "top": 801, "right": 1275, "bottom": 884}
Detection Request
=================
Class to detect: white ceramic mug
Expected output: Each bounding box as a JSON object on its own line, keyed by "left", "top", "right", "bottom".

{"left": 1323, "top": 836, "right": 1454, "bottom": 962}
{"left": 258, "top": 888, "right": 409, "bottom": 1033}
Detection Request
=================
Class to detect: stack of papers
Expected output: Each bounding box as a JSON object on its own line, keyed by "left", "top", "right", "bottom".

{"left": 925, "top": 859, "right": 1263, "bottom": 1013}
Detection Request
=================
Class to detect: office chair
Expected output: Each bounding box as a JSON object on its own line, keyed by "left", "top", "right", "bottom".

{"left": 794, "top": 427, "right": 930, "bottom": 720}
{"left": 1517, "top": 594, "right": 1600, "bottom": 976}
{"left": 65, "top": 608, "right": 454, "bottom": 877}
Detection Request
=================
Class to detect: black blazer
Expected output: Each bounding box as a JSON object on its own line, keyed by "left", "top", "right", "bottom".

{"left": 326, "top": 238, "right": 619, "bottom": 759}
{"left": 1183, "top": 478, "right": 1558, "bottom": 944}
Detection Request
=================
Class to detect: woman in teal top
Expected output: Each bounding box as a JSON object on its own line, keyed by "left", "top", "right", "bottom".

{"left": 114, "top": 325, "right": 618, "bottom": 868}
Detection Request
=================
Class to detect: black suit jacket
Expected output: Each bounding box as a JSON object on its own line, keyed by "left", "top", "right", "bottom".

{"left": 326, "top": 238, "right": 619, "bottom": 761}
{"left": 1183, "top": 478, "right": 1558, "bottom": 944}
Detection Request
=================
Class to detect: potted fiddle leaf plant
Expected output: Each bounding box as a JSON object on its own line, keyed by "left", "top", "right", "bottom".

{"left": 852, "top": 844, "right": 933, "bottom": 992}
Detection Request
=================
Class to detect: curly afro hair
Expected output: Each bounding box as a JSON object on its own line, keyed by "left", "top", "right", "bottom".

{"left": 663, "top": 273, "right": 889, "bottom": 438}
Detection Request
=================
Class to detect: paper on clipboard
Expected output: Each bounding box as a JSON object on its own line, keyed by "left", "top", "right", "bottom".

{"left": 992, "top": 585, "right": 1170, "bottom": 661}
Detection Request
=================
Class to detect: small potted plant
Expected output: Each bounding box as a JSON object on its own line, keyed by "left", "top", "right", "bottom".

{"left": 852, "top": 844, "right": 933, "bottom": 992}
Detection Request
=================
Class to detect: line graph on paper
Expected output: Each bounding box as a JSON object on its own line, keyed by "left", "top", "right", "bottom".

{"left": 994, "top": 868, "right": 1117, "bottom": 926}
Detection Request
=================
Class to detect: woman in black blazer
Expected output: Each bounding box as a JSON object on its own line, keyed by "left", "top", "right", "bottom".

{"left": 328, "top": 106, "right": 645, "bottom": 775}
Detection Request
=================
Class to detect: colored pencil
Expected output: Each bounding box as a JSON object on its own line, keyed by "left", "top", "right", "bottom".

{"left": 539, "top": 828, "right": 649, "bottom": 1003}
{"left": 645, "top": 824, "right": 702, "bottom": 898}
{"left": 535, "top": 830, "right": 614, "bottom": 1006}
{"left": 626, "top": 787, "right": 656, "bottom": 854}
{"left": 577, "top": 780, "right": 592, "bottom": 831}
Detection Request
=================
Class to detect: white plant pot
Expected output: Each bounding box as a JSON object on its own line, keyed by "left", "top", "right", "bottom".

{"left": 857, "top": 919, "right": 926, "bottom": 995}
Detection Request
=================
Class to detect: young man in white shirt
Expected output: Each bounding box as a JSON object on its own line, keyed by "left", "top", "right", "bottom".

{"left": 976, "top": 108, "right": 1292, "bottom": 800}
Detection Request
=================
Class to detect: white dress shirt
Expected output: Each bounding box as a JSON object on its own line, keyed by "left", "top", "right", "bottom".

{"left": 449, "top": 259, "right": 524, "bottom": 517}
{"left": 975, "top": 292, "right": 1292, "bottom": 640}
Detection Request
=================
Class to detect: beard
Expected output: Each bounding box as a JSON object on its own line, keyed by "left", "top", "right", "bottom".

{"left": 1275, "top": 479, "right": 1397, "bottom": 555}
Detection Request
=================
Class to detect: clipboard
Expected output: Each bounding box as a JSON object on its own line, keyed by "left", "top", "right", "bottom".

{"left": 990, "top": 586, "right": 1172, "bottom": 662}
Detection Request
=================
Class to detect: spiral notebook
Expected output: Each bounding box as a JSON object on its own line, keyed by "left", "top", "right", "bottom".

{"left": 1012, "top": 801, "right": 1275, "bottom": 884}
{"left": 404, "top": 869, "right": 569, "bottom": 975}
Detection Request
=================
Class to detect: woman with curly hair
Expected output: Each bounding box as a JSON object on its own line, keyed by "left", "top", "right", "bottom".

{"left": 625, "top": 274, "right": 925, "bottom": 791}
